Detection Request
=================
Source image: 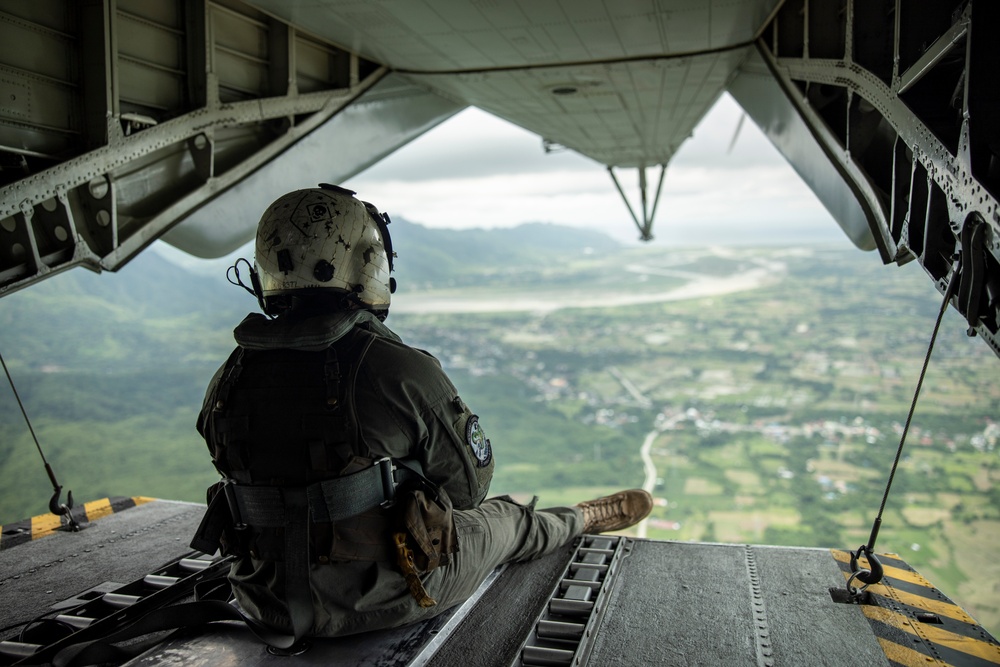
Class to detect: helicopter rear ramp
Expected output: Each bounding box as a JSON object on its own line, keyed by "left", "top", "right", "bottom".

{"left": 1, "top": 499, "right": 998, "bottom": 666}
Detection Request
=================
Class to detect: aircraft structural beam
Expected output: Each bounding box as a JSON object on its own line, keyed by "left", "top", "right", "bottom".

{"left": 0, "top": 0, "right": 388, "bottom": 297}
{"left": 608, "top": 164, "right": 667, "bottom": 242}
{"left": 742, "top": 0, "right": 1000, "bottom": 357}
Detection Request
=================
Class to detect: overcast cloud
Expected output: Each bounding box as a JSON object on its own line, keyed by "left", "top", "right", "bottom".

{"left": 344, "top": 93, "right": 853, "bottom": 248}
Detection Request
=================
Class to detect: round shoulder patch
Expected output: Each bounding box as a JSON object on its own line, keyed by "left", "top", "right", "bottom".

{"left": 466, "top": 415, "right": 493, "bottom": 468}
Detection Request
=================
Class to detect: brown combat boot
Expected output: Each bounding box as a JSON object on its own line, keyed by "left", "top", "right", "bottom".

{"left": 576, "top": 489, "right": 653, "bottom": 534}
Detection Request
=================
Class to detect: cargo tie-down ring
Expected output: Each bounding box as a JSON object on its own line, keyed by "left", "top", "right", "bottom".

{"left": 847, "top": 544, "right": 884, "bottom": 593}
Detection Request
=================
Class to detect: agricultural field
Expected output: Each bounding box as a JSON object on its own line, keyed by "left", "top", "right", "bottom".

{"left": 391, "top": 245, "right": 1000, "bottom": 634}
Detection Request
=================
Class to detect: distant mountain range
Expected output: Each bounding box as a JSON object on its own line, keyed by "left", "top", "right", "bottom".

{"left": 0, "top": 220, "right": 621, "bottom": 371}
{"left": 154, "top": 217, "right": 623, "bottom": 296}
{"left": 388, "top": 218, "right": 621, "bottom": 288}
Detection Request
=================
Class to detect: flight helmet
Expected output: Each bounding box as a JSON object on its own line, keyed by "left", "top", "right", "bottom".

{"left": 253, "top": 184, "right": 395, "bottom": 316}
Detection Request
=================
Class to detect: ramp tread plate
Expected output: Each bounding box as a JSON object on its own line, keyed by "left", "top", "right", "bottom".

{"left": 0, "top": 500, "right": 206, "bottom": 636}
{"left": 426, "top": 542, "right": 577, "bottom": 667}
{"left": 586, "top": 541, "right": 891, "bottom": 666}
{"left": 124, "top": 543, "right": 577, "bottom": 667}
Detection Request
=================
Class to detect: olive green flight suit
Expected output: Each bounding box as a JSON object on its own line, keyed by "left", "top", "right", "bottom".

{"left": 198, "top": 310, "right": 583, "bottom": 637}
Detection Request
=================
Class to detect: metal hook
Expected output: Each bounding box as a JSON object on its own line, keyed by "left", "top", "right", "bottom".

{"left": 848, "top": 544, "right": 883, "bottom": 589}
{"left": 49, "top": 485, "right": 80, "bottom": 531}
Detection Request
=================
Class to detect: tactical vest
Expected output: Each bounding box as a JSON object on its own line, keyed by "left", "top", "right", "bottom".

{"left": 201, "top": 327, "right": 404, "bottom": 563}
{"left": 192, "top": 321, "right": 458, "bottom": 641}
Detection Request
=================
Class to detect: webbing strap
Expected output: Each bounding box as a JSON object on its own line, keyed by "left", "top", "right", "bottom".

{"left": 51, "top": 599, "right": 299, "bottom": 666}
{"left": 323, "top": 345, "right": 341, "bottom": 408}
{"left": 189, "top": 485, "right": 230, "bottom": 554}
{"left": 225, "top": 485, "right": 315, "bottom": 642}
{"left": 231, "top": 486, "right": 285, "bottom": 527}
{"left": 310, "top": 459, "right": 432, "bottom": 523}
{"left": 282, "top": 488, "right": 314, "bottom": 642}
{"left": 308, "top": 460, "right": 393, "bottom": 522}
{"left": 229, "top": 458, "right": 417, "bottom": 527}
{"left": 194, "top": 459, "right": 434, "bottom": 558}
{"left": 226, "top": 460, "right": 421, "bottom": 643}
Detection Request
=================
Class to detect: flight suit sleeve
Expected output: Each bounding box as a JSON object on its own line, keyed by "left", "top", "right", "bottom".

{"left": 423, "top": 393, "right": 495, "bottom": 509}
{"left": 355, "top": 337, "right": 494, "bottom": 509}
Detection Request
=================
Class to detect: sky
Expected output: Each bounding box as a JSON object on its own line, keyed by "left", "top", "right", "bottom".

{"left": 341, "top": 92, "right": 854, "bottom": 248}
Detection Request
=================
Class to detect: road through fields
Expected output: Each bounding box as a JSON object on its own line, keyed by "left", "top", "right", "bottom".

{"left": 637, "top": 430, "right": 658, "bottom": 539}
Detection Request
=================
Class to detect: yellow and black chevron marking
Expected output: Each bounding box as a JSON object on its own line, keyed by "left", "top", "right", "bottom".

{"left": 832, "top": 549, "right": 1000, "bottom": 666}
{"left": 0, "top": 496, "right": 154, "bottom": 550}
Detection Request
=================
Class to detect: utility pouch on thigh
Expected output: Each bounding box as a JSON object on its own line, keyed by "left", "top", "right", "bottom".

{"left": 393, "top": 488, "right": 457, "bottom": 608}
{"left": 398, "top": 488, "right": 458, "bottom": 572}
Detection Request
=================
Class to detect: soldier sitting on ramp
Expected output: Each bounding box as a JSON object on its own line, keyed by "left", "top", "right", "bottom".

{"left": 193, "top": 184, "right": 653, "bottom": 641}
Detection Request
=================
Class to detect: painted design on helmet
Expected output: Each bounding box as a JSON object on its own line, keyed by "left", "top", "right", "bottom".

{"left": 254, "top": 185, "right": 395, "bottom": 315}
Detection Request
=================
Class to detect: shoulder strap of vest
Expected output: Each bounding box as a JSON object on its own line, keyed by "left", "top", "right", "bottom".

{"left": 322, "top": 344, "right": 341, "bottom": 409}
{"left": 321, "top": 325, "right": 375, "bottom": 403}
{"left": 346, "top": 327, "right": 377, "bottom": 457}
{"left": 321, "top": 325, "right": 378, "bottom": 460}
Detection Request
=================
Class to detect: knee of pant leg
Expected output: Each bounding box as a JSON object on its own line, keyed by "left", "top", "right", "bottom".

{"left": 489, "top": 494, "right": 538, "bottom": 511}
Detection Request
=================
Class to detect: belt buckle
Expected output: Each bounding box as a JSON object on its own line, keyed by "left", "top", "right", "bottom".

{"left": 223, "top": 479, "right": 248, "bottom": 530}
{"left": 375, "top": 457, "right": 397, "bottom": 508}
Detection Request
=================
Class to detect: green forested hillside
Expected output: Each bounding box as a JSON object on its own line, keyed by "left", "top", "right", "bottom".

{"left": 0, "top": 220, "right": 622, "bottom": 521}
{"left": 389, "top": 219, "right": 621, "bottom": 290}
{"left": 0, "top": 250, "right": 245, "bottom": 520}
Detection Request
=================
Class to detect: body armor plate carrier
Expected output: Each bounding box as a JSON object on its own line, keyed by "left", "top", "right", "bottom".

{"left": 191, "top": 325, "right": 456, "bottom": 641}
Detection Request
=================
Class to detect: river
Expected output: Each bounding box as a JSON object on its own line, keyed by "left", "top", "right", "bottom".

{"left": 391, "top": 248, "right": 787, "bottom": 314}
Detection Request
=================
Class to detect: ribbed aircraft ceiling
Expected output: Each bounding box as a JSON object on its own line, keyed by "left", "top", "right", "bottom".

{"left": 244, "top": 0, "right": 781, "bottom": 167}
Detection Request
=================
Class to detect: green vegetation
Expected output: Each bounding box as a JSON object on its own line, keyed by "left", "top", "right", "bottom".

{"left": 388, "top": 245, "right": 999, "bottom": 634}
{"left": 0, "top": 234, "right": 997, "bottom": 636}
